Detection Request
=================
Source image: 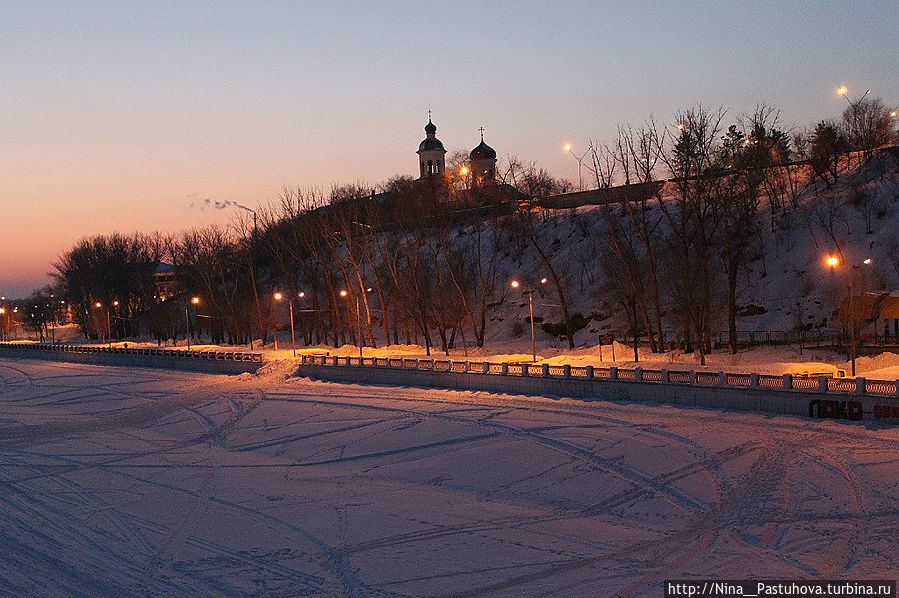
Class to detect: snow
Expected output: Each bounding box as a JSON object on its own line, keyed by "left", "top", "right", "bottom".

{"left": 2, "top": 357, "right": 898, "bottom": 596}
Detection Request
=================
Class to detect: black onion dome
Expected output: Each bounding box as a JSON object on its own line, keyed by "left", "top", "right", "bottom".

{"left": 469, "top": 140, "right": 496, "bottom": 160}
{"left": 418, "top": 137, "right": 446, "bottom": 152}
{"left": 424, "top": 119, "right": 437, "bottom": 135}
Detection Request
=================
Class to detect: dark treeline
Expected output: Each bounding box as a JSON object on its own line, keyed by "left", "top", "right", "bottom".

{"left": 43, "top": 98, "right": 898, "bottom": 355}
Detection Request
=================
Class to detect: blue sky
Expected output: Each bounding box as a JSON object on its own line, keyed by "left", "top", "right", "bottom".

{"left": 1, "top": 0, "right": 898, "bottom": 296}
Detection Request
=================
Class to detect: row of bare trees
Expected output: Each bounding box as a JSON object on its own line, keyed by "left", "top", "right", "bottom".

{"left": 582, "top": 98, "right": 896, "bottom": 362}
{"left": 46, "top": 98, "right": 897, "bottom": 354}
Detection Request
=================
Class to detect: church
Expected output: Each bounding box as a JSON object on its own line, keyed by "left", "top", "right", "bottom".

{"left": 313, "top": 113, "right": 525, "bottom": 226}
{"left": 416, "top": 114, "right": 498, "bottom": 188}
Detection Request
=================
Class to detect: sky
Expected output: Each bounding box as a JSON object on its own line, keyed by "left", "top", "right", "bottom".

{"left": 1, "top": 0, "right": 898, "bottom": 298}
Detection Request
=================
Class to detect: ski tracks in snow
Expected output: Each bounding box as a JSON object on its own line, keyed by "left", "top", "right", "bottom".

{"left": 1, "top": 357, "right": 899, "bottom": 596}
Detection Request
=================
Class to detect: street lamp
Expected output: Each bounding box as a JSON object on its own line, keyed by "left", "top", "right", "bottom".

{"left": 563, "top": 143, "right": 591, "bottom": 192}
{"left": 339, "top": 289, "right": 364, "bottom": 359}
{"left": 826, "top": 254, "right": 872, "bottom": 376}
{"left": 273, "top": 291, "right": 306, "bottom": 358}
{"left": 94, "top": 302, "right": 111, "bottom": 347}
{"left": 510, "top": 278, "right": 547, "bottom": 362}
{"left": 837, "top": 85, "right": 870, "bottom": 106}
{"left": 837, "top": 86, "right": 871, "bottom": 163}
{"left": 111, "top": 300, "right": 120, "bottom": 342}
{"left": 185, "top": 296, "right": 200, "bottom": 350}
{"left": 273, "top": 292, "right": 290, "bottom": 357}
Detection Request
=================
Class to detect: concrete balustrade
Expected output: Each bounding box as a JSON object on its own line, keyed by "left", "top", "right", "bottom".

{"left": 0, "top": 343, "right": 262, "bottom": 375}
{"left": 295, "top": 354, "right": 899, "bottom": 425}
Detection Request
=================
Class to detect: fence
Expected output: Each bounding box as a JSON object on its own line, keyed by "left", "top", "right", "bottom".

{"left": 0, "top": 343, "right": 263, "bottom": 375}
{"left": 297, "top": 355, "right": 899, "bottom": 425}
{"left": 615, "top": 329, "right": 899, "bottom": 351}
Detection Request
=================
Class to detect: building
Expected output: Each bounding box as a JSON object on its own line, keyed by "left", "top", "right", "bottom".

{"left": 416, "top": 116, "right": 498, "bottom": 188}
{"left": 309, "top": 114, "right": 521, "bottom": 227}
{"left": 838, "top": 291, "right": 899, "bottom": 339}
{"left": 468, "top": 127, "right": 497, "bottom": 188}
{"left": 153, "top": 262, "right": 177, "bottom": 301}
{"left": 878, "top": 293, "right": 899, "bottom": 338}
{"left": 417, "top": 117, "right": 446, "bottom": 178}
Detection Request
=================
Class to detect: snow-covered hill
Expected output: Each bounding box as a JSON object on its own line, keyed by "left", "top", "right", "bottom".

{"left": 478, "top": 149, "right": 899, "bottom": 349}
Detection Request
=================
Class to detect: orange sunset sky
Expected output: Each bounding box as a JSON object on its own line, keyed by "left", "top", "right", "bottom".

{"left": 3, "top": 2, "right": 897, "bottom": 297}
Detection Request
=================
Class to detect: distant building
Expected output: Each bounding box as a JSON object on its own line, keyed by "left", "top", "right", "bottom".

{"left": 416, "top": 116, "right": 497, "bottom": 188}
{"left": 308, "top": 114, "right": 522, "bottom": 226}
{"left": 417, "top": 117, "right": 446, "bottom": 178}
{"left": 468, "top": 127, "right": 497, "bottom": 188}
{"left": 153, "top": 262, "right": 177, "bottom": 301}
{"left": 878, "top": 293, "right": 899, "bottom": 338}
{"left": 838, "top": 291, "right": 899, "bottom": 338}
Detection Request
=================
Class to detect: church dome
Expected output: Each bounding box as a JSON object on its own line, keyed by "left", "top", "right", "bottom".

{"left": 418, "top": 137, "right": 446, "bottom": 152}
{"left": 418, "top": 118, "right": 446, "bottom": 153}
{"left": 469, "top": 140, "right": 496, "bottom": 161}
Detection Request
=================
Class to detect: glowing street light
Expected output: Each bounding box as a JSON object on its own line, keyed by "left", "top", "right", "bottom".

{"left": 340, "top": 290, "right": 364, "bottom": 359}
{"left": 563, "top": 143, "right": 590, "bottom": 192}
{"left": 836, "top": 85, "right": 870, "bottom": 109}
{"left": 273, "top": 291, "right": 301, "bottom": 357}
{"left": 93, "top": 302, "right": 112, "bottom": 347}
{"left": 826, "top": 254, "right": 873, "bottom": 376}
{"left": 459, "top": 165, "right": 470, "bottom": 177}
{"left": 510, "top": 277, "right": 548, "bottom": 362}
{"left": 184, "top": 296, "right": 200, "bottom": 350}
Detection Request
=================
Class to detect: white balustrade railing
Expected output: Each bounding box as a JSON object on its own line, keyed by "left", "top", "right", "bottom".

{"left": 298, "top": 353, "right": 899, "bottom": 398}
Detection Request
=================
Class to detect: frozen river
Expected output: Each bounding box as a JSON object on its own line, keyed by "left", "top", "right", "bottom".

{"left": 1, "top": 358, "right": 897, "bottom": 596}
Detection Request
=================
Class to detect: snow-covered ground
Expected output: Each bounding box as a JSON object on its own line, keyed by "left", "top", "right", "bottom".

{"left": 17, "top": 323, "right": 899, "bottom": 379}
{"left": 2, "top": 357, "right": 898, "bottom": 596}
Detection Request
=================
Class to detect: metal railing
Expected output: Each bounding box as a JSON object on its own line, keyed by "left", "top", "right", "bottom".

{"left": 299, "top": 354, "right": 899, "bottom": 399}
{"left": 0, "top": 342, "right": 263, "bottom": 363}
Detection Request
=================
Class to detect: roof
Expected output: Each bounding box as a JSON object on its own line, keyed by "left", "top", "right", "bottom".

{"left": 469, "top": 140, "right": 496, "bottom": 161}
{"left": 838, "top": 293, "right": 899, "bottom": 320}
{"left": 880, "top": 297, "right": 899, "bottom": 319}
{"left": 154, "top": 262, "right": 175, "bottom": 274}
{"left": 418, "top": 137, "right": 446, "bottom": 152}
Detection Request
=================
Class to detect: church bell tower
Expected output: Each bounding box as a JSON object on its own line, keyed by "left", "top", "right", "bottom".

{"left": 417, "top": 111, "right": 446, "bottom": 179}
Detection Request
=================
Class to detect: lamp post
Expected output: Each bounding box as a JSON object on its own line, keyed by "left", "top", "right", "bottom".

{"left": 826, "top": 255, "right": 872, "bottom": 376}
{"left": 837, "top": 85, "right": 870, "bottom": 163}
{"left": 273, "top": 291, "right": 305, "bottom": 358}
{"left": 184, "top": 296, "right": 200, "bottom": 350}
{"left": 94, "top": 302, "right": 111, "bottom": 347}
{"left": 563, "top": 143, "right": 590, "bottom": 192}
{"left": 0, "top": 307, "right": 6, "bottom": 342}
{"left": 510, "top": 278, "right": 547, "bottom": 362}
{"left": 340, "top": 289, "right": 364, "bottom": 359}
{"left": 837, "top": 85, "right": 870, "bottom": 109}
{"left": 112, "top": 300, "right": 120, "bottom": 344}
